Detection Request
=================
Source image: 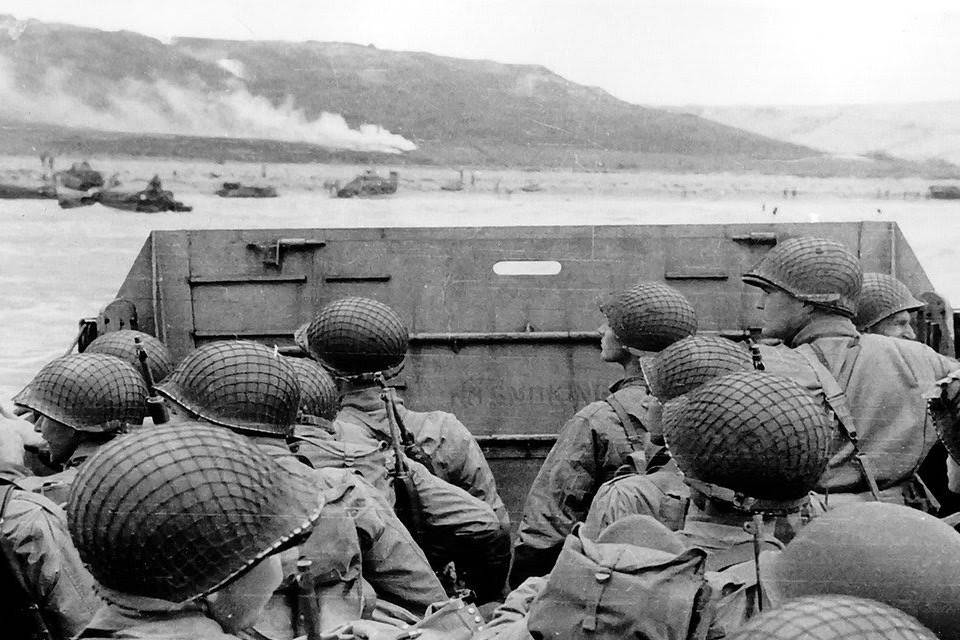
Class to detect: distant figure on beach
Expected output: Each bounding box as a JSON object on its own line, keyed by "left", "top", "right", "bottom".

{"left": 772, "top": 206, "right": 778, "bottom": 215}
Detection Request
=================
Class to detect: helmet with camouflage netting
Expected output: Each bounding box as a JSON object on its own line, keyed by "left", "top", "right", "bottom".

{"left": 155, "top": 340, "right": 300, "bottom": 437}
{"left": 285, "top": 356, "right": 340, "bottom": 422}
{"left": 66, "top": 423, "right": 322, "bottom": 604}
{"left": 599, "top": 282, "right": 698, "bottom": 352}
{"left": 742, "top": 236, "right": 863, "bottom": 317}
{"left": 663, "top": 370, "right": 830, "bottom": 511}
{"left": 304, "top": 297, "right": 409, "bottom": 379}
{"left": 647, "top": 335, "right": 753, "bottom": 401}
{"left": 764, "top": 502, "right": 960, "bottom": 639}
{"left": 13, "top": 353, "right": 148, "bottom": 433}
{"left": 854, "top": 272, "right": 924, "bottom": 331}
{"left": 728, "top": 595, "right": 937, "bottom": 640}
{"left": 84, "top": 329, "right": 175, "bottom": 381}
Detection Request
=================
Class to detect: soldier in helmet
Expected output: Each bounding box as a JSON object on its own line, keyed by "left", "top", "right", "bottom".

{"left": 511, "top": 282, "right": 697, "bottom": 586}
{"left": 0, "top": 404, "right": 101, "bottom": 639}
{"left": 742, "top": 236, "right": 958, "bottom": 509}
{"left": 302, "top": 296, "right": 509, "bottom": 527}
{"left": 854, "top": 273, "right": 925, "bottom": 340}
{"left": 659, "top": 370, "right": 831, "bottom": 632}
{"left": 12, "top": 353, "right": 149, "bottom": 505}
{"left": 83, "top": 329, "right": 175, "bottom": 381}
{"left": 728, "top": 595, "right": 938, "bottom": 640}
{"left": 759, "top": 502, "right": 960, "bottom": 639}
{"left": 70, "top": 423, "right": 323, "bottom": 639}
{"left": 583, "top": 335, "right": 753, "bottom": 535}
{"left": 154, "top": 340, "right": 449, "bottom": 633}
{"left": 300, "top": 300, "right": 511, "bottom": 602}
{"left": 479, "top": 371, "right": 831, "bottom": 639}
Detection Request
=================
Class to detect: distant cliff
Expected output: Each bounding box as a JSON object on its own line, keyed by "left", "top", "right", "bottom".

{"left": 0, "top": 14, "right": 953, "bottom": 176}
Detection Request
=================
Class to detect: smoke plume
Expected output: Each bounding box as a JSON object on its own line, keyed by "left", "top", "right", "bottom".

{"left": 0, "top": 55, "right": 416, "bottom": 154}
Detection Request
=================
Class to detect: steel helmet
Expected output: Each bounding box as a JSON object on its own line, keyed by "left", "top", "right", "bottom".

{"left": 84, "top": 329, "right": 175, "bottom": 381}
{"left": 664, "top": 371, "right": 830, "bottom": 509}
{"left": 647, "top": 335, "right": 752, "bottom": 401}
{"left": 67, "top": 423, "right": 322, "bottom": 604}
{"left": 13, "top": 353, "right": 148, "bottom": 433}
{"left": 599, "top": 282, "right": 698, "bottom": 353}
{"left": 728, "top": 595, "right": 937, "bottom": 640}
{"left": 155, "top": 341, "right": 300, "bottom": 437}
{"left": 854, "top": 272, "right": 924, "bottom": 331}
{"left": 305, "top": 297, "right": 409, "bottom": 379}
{"left": 764, "top": 502, "right": 960, "bottom": 638}
{"left": 285, "top": 356, "right": 340, "bottom": 422}
{"left": 742, "top": 236, "right": 862, "bottom": 318}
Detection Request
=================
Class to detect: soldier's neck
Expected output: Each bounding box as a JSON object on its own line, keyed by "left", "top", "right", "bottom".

{"left": 340, "top": 379, "right": 379, "bottom": 395}
{"left": 621, "top": 357, "right": 645, "bottom": 379}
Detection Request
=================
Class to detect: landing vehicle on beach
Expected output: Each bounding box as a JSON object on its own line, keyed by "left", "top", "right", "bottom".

{"left": 929, "top": 185, "right": 960, "bottom": 200}
{"left": 54, "top": 175, "right": 192, "bottom": 212}
{"left": 97, "top": 187, "right": 192, "bottom": 213}
{"left": 216, "top": 182, "right": 278, "bottom": 198}
{"left": 336, "top": 169, "right": 399, "bottom": 197}
{"left": 69, "top": 221, "right": 955, "bottom": 522}
{"left": 54, "top": 161, "right": 104, "bottom": 191}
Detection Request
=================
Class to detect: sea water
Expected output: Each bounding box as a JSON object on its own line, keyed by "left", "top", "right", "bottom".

{"left": 2, "top": 190, "right": 958, "bottom": 399}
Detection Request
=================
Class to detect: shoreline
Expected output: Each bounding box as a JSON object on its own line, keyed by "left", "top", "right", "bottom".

{"left": 0, "top": 154, "right": 945, "bottom": 201}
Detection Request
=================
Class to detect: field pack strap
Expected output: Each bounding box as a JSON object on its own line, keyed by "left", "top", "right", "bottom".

{"left": 796, "top": 341, "right": 882, "bottom": 502}
{"left": 0, "top": 483, "right": 53, "bottom": 640}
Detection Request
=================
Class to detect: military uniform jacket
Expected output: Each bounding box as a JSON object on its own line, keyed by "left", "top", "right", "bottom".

{"left": 511, "top": 377, "right": 660, "bottom": 585}
{"left": 0, "top": 463, "right": 101, "bottom": 639}
{"left": 251, "top": 441, "right": 446, "bottom": 636}
{"left": 335, "top": 388, "right": 509, "bottom": 526}
{"left": 583, "top": 461, "right": 690, "bottom": 536}
{"left": 783, "top": 317, "right": 957, "bottom": 493}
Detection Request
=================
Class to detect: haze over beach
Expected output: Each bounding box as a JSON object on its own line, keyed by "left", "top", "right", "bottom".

{"left": 2, "top": 1, "right": 960, "bottom": 397}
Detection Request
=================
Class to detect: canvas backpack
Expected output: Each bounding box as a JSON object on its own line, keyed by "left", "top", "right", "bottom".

{"left": 526, "top": 524, "right": 713, "bottom": 640}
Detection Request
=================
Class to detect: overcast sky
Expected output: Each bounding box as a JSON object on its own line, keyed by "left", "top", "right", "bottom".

{"left": 4, "top": 0, "right": 960, "bottom": 106}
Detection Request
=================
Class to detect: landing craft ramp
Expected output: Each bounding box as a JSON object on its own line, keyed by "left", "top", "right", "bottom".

{"left": 106, "top": 221, "right": 950, "bottom": 522}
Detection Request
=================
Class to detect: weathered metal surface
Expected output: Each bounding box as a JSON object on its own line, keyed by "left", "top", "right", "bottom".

{"left": 110, "top": 221, "right": 944, "bottom": 521}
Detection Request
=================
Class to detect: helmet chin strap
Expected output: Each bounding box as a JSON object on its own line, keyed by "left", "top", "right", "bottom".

{"left": 683, "top": 476, "right": 809, "bottom": 516}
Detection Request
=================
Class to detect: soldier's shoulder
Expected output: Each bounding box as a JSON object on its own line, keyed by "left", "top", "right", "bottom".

{"left": 403, "top": 406, "right": 469, "bottom": 431}
{"left": 574, "top": 399, "right": 618, "bottom": 421}
{"left": 862, "top": 333, "right": 954, "bottom": 371}
{"left": 0, "top": 486, "right": 67, "bottom": 536}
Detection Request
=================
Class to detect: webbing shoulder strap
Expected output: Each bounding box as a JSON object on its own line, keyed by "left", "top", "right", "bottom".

{"left": 796, "top": 341, "right": 881, "bottom": 501}
{"left": 605, "top": 393, "right": 649, "bottom": 453}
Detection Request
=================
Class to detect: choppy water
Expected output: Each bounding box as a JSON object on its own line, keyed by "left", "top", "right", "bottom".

{"left": 2, "top": 191, "right": 958, "bottom": 400}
